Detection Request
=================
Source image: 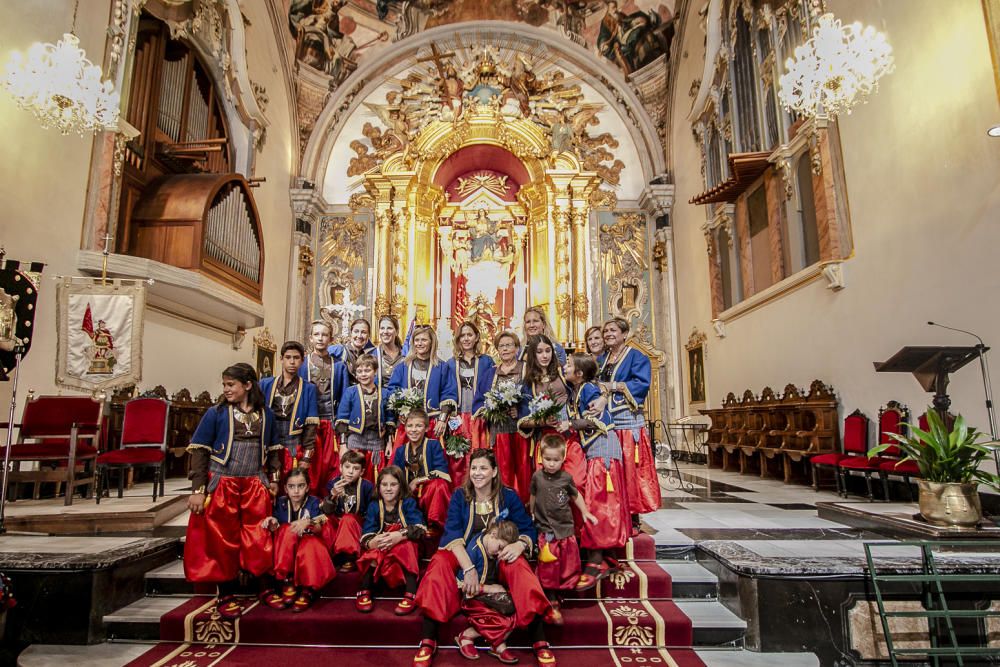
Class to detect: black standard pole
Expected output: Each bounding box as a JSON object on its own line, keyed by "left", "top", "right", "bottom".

{"left": 0, "top": 349, "right": 23, "bottom": 535}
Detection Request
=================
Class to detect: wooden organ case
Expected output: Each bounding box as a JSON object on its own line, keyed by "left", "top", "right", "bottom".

{"left": 129, "top": 174, "right": 264, "bottom": 301}
{"left": 117, "top": 16, "right": 264, "bottom": 302}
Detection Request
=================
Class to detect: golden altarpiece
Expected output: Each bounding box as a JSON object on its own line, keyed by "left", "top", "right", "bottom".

{"left": 311, "top": 48, "right": 670, "bottom": 422}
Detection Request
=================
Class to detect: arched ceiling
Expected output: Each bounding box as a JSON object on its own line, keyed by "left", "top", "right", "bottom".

{"left": 306, "top": 22, "right": 669, "bottom": 203}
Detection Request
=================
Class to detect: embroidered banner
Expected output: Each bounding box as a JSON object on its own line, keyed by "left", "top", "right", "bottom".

{"left": 56, "top": 277, "right": 146, "bottom": 392}
{"left": 0, "top": 260, "right": 43, "bottom": 380}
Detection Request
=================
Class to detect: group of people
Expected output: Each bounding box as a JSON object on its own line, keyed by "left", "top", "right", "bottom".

{"left": 184, "top": 307, "right": 662, "bottom": 666}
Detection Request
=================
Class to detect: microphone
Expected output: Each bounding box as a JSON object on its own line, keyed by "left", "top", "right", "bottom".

{"left": 927, "top": 321, "right": 986, "bottom": 348}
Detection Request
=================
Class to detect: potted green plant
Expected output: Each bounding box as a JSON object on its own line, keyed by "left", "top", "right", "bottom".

{"left": 869, "top": 409, "right": 1000, "bottom": 527}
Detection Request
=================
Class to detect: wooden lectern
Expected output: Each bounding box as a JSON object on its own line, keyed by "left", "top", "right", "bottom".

{"left": 874, "top": 346, "right": 984, "bottom": 416}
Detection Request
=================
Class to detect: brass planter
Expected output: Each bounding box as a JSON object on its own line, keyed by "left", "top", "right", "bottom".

{"left": 917, "top": 480, "right": 982, "bottom": 528}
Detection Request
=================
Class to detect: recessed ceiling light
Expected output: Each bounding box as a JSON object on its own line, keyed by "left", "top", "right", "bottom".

{"left": 988, "top": 124, "right": 1000, "bottom": 137}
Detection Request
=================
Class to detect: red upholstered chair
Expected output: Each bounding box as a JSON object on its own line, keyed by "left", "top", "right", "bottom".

{"left": 874, "top": 402, "right": 914, "bottom": 499}
{"left": 838, "top": 402, "right": 906, "bottom": 501}
{"left": 811, "top": 410, "right": 867, "bottom": 495}
{"left": 1, "top": 395, "right": 102, "bottom": 505}
{"left": 95, "top": 397, "right": 170, "bottom": 503}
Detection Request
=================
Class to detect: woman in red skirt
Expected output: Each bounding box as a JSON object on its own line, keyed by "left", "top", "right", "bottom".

{"left": 356, "top": 465, "right": 427, "bottom": 616}
{"left": 444, "top": 321, "right": 494, "bottom": 485}
{"left": 412, "top": 450, "right": 555, "bottom": 667}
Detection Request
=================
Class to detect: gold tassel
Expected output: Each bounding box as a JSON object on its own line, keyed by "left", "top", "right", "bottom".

{"left": 634, "top": 441, "right": 640, "bottom": 464}
{"left": 203, "top": 493, "right": 212, "bottom": 510}
{"left": 539, "top": 542, "right": 558, "bottom": 563}
{"left": 606, "top": 470, "right": 614, "bottom": 493}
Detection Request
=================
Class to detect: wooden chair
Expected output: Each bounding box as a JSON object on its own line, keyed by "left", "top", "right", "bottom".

{"left": 753, "top": 387, "right": 784, "bottom": 478}
{"left": 809, "top": 410, "right": 868, "bottom": 494}
{"left": 96, "top": 397, "right": 171, "bottom": 503}
{"left": 877, "top": 405, "right": 927, "bottom": 500}
{"left": 1, "top": 395, "right": 102, "bottom": 505}
{"left": 785, "top": 381, "right": 839, "bottom": 484}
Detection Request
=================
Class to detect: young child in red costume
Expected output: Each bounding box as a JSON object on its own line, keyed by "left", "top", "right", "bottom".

{"left": 530, "top": 434, "right": 597, "bottom": 624}
{"left": 320, "top": 449, "right": 374, "bottom": 572}
{"left": 260, "top": 468, "right": 334, "bottom": 612}
{"left": 455, "top": 519, "right": 523, "bottom": 664}
{"left": 356, "top": 465, "right": 427, "bottom": 616}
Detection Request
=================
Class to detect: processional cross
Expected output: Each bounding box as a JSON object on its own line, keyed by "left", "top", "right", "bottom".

{"left": 327, "top": 286, "right": 366, "bottom": 342}
{"left": 418, "top": 43, "right": 456, "bottom": 91}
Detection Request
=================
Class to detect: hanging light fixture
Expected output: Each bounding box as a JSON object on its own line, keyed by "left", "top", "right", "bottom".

{"left": 778, "top": 13, "right": 894, "bottom": 119}
{"left": 2, "top": 1, "right": 119, "bottom": 136}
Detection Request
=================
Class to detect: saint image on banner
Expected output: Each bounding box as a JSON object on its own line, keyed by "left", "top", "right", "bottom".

{"left": 81, "top": 303, "right": 116, "bottom": 375}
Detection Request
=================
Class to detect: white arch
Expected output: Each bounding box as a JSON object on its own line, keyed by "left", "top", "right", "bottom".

{"left": 300, "top": 20, "right": 667, "bottom": 195}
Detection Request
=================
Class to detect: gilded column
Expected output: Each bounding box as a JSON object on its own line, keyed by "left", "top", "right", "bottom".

{"left": 570, "top": 206, "right": 590, "bottom": 347}
{"left": 553, "top": 202, "right": 572, "bottom": 343}
{"left": 373, "top": 207, "right": 393, "bottom": 318}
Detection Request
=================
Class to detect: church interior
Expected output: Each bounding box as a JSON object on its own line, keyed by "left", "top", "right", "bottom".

{"left": 2, "top": 0, "right": 1000, "bottom": 665}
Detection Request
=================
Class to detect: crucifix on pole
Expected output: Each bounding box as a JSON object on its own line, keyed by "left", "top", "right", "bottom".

{"left": 101, "top": 232, "right": 114, "bottom": 286}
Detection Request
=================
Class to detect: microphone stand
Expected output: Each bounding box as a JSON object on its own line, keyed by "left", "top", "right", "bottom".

{"left": 928, "top": 323, "right": 1000, "bottom": 516}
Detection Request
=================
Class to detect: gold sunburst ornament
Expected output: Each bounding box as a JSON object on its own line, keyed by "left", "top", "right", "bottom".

{"left": 778, "top": 13, "right": 893, "bottom": 119}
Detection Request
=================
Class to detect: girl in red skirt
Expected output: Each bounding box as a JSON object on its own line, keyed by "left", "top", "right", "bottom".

{"left": 445, "top": 320, "right": 494, "bottom": 456}
{"left": 517, "top": 334, "right": 586, "bottom": 489}
{"left": 456, "top": 519, "right": 523, "bottom": 664}
{"left": 356, "top": 465, "right": 427, "bottom": 616}
{"left": 184, "top": 363, "right": 281, "bottom": 620}
{"left": 260, "top": 469, "right": 334, "bottom": 612}
{"left": 562, "top": 353, "right": 629, "bottom": 590}
{"left": 530, "top": 435, "right": 598, "bottom": 624}
{"left": 320, "top": 450, "right": 374, "bottom": 572}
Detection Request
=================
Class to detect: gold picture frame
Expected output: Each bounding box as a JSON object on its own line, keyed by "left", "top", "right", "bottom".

{"left": 685, "top": 328, "right": 707, "bottom": 405}
{"left": 253, "top": 326, "right": 277, "bottom": 379}
{"left": 984, "top": 0, "right": 1000, "bottom": 105}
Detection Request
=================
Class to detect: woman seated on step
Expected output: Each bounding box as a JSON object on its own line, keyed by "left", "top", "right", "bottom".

{"left": 412, "top": 449, "right": 557, "bottom": 667}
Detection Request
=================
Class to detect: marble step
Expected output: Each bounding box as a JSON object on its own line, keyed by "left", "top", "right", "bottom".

{"left": 103, "top": 595, "right": 745, "bottom": 647}
{"left": 659, "top": 561, "right": 719, "bottom": 599}
{"left": 20, "top": 643, "right": 815, "bottom": 667}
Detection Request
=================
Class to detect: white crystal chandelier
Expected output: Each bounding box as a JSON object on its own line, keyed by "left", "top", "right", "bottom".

{"left": 778, "top": 13, "right": 894, "bottom": 119}
{"left": 3, "top": 32, "right": 120, "bottom": 135}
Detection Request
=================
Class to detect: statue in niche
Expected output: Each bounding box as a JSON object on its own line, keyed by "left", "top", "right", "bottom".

{"left": 470, "top": 209, "right": 500, "bottom": 262}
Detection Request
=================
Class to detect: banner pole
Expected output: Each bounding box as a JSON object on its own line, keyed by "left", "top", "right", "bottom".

{"left": 0, "top": 348, "right": 24, "bottom": 535}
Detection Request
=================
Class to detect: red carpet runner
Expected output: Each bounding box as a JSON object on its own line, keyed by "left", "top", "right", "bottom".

{"left": 128, "top": 535, "right": 705, "bottom": 667}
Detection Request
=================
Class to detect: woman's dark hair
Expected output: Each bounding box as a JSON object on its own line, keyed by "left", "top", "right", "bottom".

{"left": 217, "top": 363, "right": 265, "bottom": 412}
{"left": 456, "top": 321, "right": 482, "bottom": 356}
{"left": 285, "top": 467, "right": 310, "bottom": 487}
{"left": 376, "top": 465, "right": 411, "bottom": 501}
{"left": 524, "top": 334, "right": 561, "bottom": 385}
{"left": 570, "top": 352, "right": 598, "bottom": 383}
{"left": 378, "top": 315, "right": 403, "bottom": 350}
{"left": 461, "top": 449, "right": 501, "bottom": 503}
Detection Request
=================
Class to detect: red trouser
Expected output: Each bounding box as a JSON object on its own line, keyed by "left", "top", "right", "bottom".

{"left": 494, "top": 430, "right": 532, "bottom": 504}
{"left": 358, "top": 538, "right": 420, "bottom": 588}
{"left": 184, "top": 476, "right": 273, "bottom": 583}
{"left": 416, "top": 550, "right": 551, "bottom": 628}
{"left": 321, "top": 512, "right": 362, "bottom": 558}
{"left": 272, "top": 523, "right": 336, "bottom": 590}
{"left": 309, "top": 420, "right": 339, "bottom": 495}
{"left": 462, "top": 598, "right": 516, "bottom": 646}
{"left": 618, "top": 427, "right": 661, "bottom": 514}
{"left": 581, "top": 457, "right": 629, "bottom": 550}
{"left": 414, "top": 477, "right": 451, "bottom": 528}
{"left": 536, "top": 534, "right": 581, "bottom": 590}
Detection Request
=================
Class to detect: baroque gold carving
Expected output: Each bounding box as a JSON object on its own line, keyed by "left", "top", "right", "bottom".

{"left": 573, "top": 293, "right": 589, "bottom": 321}
{"left": 455, "top": 172, "right": 510, "bottom": 199}
{"left": 589, "top": 188, "right": 618, "bottom": 210}
{"left": 652, "top": 238, "right": 667, "bottom": 272}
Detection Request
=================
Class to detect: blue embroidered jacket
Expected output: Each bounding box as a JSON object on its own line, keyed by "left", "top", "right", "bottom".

{"left": 273, "top": 495, "right": 323, "bottom": 524}
{"left": 187, "top": 405, "right": 282, "bottom": 466}
{"left": 323, "top": 476, "right": 374, "bottom": 517}
{"left": 568, "top": 382, "right": 613, "bottom": 447}
{"left": 361, "top": 497, "right": 426, "bottom": 545}
{"left": 443, "top": 354, "right": 495, "bottom": 414}
{"left": 386, "top": 359, "right": 459, "bottom": 418}
{"left": 259, "top": 375, "right": 320, "bottom": 436}
{"left": 440, "top": 486, "right": 536, "bottom": 554}
{"left": 298, "top": 359, "right": 350, "bottom": 416}
{"left": 472, "top": 362, "right": 526, "bottom": 418}
{"left": 392, "top": 437, "right": 451, "bottom": 485}
{"left": 336, "top": 384, "right": 394, "bottom": 436}
{"left": 598, "top": 347, "right": 651, "bottom": 414}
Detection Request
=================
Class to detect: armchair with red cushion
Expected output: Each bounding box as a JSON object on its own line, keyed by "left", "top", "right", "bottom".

{"left": 95, "top": 397, "right": 170, "bottom": 503}
{"left": 837, "top": 402, "right": 906, "bottom": 501}
{"left": 0, "top": 395, "right": 102, "bottom": 505}
{"left": 810, "top": 409, "right": 868, "bottom": 495}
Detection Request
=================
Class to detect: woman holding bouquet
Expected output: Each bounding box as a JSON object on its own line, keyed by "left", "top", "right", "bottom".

{"left": 599, "top": 318, "right": 661, "bottom": 527}
{"left": 445, "top": 321, "right": 493, "bottom": 447}
{"left": 516, "top": 335, "right": 586, "bottom": 489}
{"left": 387, "top": 326, "right": 458, "bottom": 449}
{"left": 475, "top": 330, "right": 531, "bottom": 502}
